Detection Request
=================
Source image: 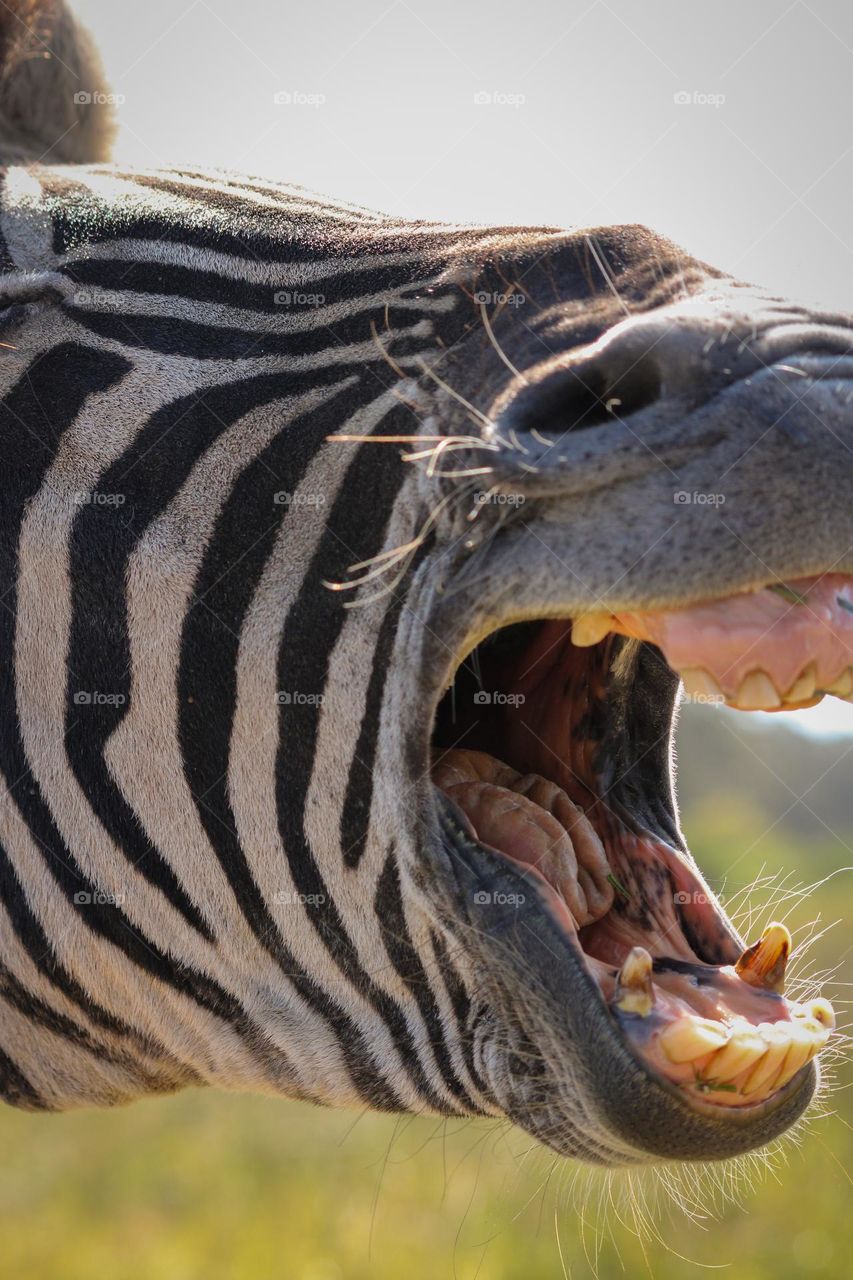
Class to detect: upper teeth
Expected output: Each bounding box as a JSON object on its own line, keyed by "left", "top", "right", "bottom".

{"left": 571, "top": 613, "right": 612, "bottom": 647}
{"left": 681, "top": 668, "right": 724, "bottom": 701}
{"left": 679, "top": 664, "right": 853, "bottom": 710}
{"left": 735, "top": 670, "right": 782, "bottom": 710}
{"left": 786, "top": 663, "right": 817, "bottom": 702}
{"left": 825, "top": 668, "right": 853, "bottom": 697}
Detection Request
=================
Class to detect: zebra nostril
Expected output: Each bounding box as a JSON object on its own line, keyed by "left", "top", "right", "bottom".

{"left": 504, "top": 351, "right": 662, "bottom": 440}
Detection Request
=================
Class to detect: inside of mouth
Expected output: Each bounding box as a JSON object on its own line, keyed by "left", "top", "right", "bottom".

{"left": 430, "top": 575, "right": 847, "bottom": 1109}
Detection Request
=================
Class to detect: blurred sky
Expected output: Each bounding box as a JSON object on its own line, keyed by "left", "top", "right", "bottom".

{"left": 71, "top": 0, "right": 853, "bottom": 736}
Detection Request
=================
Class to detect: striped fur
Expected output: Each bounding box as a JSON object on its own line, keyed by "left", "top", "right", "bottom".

{"left": 0, "top": 3, "right": 851, "bottom": 1169}
{"left": 0, "top": 161, "right": 545, "bottom": 1116}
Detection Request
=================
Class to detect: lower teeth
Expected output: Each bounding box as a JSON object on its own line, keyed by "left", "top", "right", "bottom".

{"left": 614, "top": 946, "right": 654, "bottom": 1016}
{"left": 608, "top": 923, "right": 835, "bottom": 1104}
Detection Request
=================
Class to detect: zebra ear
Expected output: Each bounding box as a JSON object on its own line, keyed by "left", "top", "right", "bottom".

{"left": 0, "top": 0, "right": 116, "bottom": 165}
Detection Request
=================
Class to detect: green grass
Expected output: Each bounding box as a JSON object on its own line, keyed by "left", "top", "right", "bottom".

{"left": 0, "top": 794, "right": 850, "bottom": 1279}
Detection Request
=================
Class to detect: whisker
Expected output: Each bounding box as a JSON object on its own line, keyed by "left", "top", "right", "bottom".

{"left": 478, "top": 299, "right": 529, "bottom": 384}
{"left": 414, "top": 356, "right": 494, "bottom": 429}
{"left": 370, "top": 317, "right": 411, "bottom": 379}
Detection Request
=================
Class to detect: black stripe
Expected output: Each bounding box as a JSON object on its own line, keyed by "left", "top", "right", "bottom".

{"left": 273, "top": 420, "right": 461, "bottom": 1115}
{"left": 61, "top": 256, "right": 444, "bottom": 314}
{"left": 0, "top": 346, "right": 297, "bottom": 1086}
{"left": 62, "top": 303, "right": 438, "bottom": 362}
{"left": 63, "top": 368, "right": 393, "bottom": 943}
{"left": 108, "top": 170, "right": 382, "bottom": 220}
{"left": 0, "top": 962, "right": 179, "bottom": 1095}
{"left": 43, "top": 171, "right": 507, "bottom": 263}
{"left": 177, "top": 378, "right": 406, "bottom": 1113}
{"left": 341, "top": 534, "right": 434, "bottom": 870}
{"left": 375, "top": 851, "right": 483, "bottom": 1111}
{"left": 43, "top": 174, "right": 400, "bottom": 263}
{"left": 65, "top": 370, "right": 377, "bottom": 946}
{"left": 430, "top": 930, "right": 489, "bottom": 1097}
{"left": 0, "top": 1046, "right": 46, "bottom": 1110}
{"left": 0, "top": 849, "right": 195, "bottom": 1076}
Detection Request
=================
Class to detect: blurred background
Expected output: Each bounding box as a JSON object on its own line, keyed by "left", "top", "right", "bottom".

{"left": 1, "top": 1, "right": 851, "bottom": 1276}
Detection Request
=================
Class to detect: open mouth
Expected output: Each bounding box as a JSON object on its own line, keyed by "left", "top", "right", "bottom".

{"left": 430, "top": 574, "right": 847, "bottom": 1116}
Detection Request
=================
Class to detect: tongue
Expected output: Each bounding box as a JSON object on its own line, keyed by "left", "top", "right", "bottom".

{"left": 432, "top": 749, "right": 615, "bottom": 927}
{"left": 584, "top": 574, "right": 853, "bottom": 709}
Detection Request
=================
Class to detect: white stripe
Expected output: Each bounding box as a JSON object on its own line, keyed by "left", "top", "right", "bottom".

{"left": 303, "top": 475, "right": 495, "bottom": 1110}
{"left": 12, "top": 365, "right": 309, "bottom": 1086}
{"left": 60, "top": 312, "right": 440, "bottom": 375}
{"left": 103, "top": 380, "right": 359, "bottom": 1100}
{"left": 0, "top": 803, "right": 256, "bottom": 1087}
{"left": 59, "top": 237, "right": 455, "bottom": 287}
{"left": 67, "top": 277, "right": 458, "bottom": 334}
{"left": 227, "top": 389, "right": 426, "bottom": 1110}
{"left": 1, "top": 167, "right": 54, "bottom": 272}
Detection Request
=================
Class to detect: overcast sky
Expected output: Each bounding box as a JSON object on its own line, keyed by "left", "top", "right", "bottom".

{"left": 72, "top": 0, "right": 853, "bottom": 735}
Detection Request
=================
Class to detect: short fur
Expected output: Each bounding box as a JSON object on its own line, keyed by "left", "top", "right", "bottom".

{"left": 0, "top": 0, "right": 848, "bottom": 1169}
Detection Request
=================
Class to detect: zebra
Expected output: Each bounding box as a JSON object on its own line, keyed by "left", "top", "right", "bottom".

{"left": 0, "top": 0, "right": 849, "bottom": 1169}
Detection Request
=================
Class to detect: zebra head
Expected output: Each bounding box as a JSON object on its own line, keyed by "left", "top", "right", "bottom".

{"left": 376, "top": 225, "right": 851, "bottom": 1165}
{"left": 0, "top": 0, "right": 848, "bottom": 1175}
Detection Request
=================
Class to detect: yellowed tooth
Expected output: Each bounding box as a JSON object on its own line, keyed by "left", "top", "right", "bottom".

{"left": 571, "top": 613, "right": 612, "bottom": 648}
{"left": 741, "top": 1022, "right": 791, "bottom": 1096}
{"left": 785, "top": 663, "right": 817, "bottom": 703}
{"left": 826, "top": 667, "right": 853, "bottom": 697}
{"left": 795, "top": 1017, "right": 831, "bottom": 1053}
{"left": 681, "top": 668, "right": 724, "bottom": 702}
{"left": 734, "top": 670, "right": 782, "bottom": 710}
{"left": 614, "top": 946, "right": 654, "bottom": 1016}
{"left": 790, "top": 1006, "right": 832, "bottom": 1040}
{"left": 660, "top": 1017, "right": 730, "bottom": 1064}
{"left": 735, "top": 921, "right": 791, "bottom": 994}
{"left": 804, "top": 998, "right": 836, "bottom": 1032}
{"left": 706, "top": 1028, "right": 768, "bottom": 1082}
{"left": 773, "top": 1021, "right": 819, "bottom": 1091}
